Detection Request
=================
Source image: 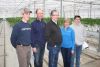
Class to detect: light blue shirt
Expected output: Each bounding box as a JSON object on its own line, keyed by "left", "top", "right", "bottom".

{"left": 60, "top": 26, "right": 75, "bottom": 50}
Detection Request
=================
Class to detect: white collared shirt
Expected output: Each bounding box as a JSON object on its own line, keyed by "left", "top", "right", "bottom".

{"left": 71, "top": 23, "right": 86, "bottom": 45}
{"left": 52, "top": 20, "right": 57, "bottom": 24}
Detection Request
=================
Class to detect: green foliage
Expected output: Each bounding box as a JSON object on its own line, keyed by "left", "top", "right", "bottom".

{"left": 58, "top": 18, "right": 64, "bottom": 26}
{"left": 81, "top": 18, "right": 100, "bottom": 26}
{"left": 0, "top": 18, "right": 2, "bottom": 20}
{"left": 7, "top": 17, "right": 21, "bottom": 26}
{"left": 7, "top": 17, "right": 50, "bottom": 26}
{"left": 43, "top": 17, "right": 50, "bottom": 23}
{"left": 6, "top": 17, "right": 100, "bottom": 26}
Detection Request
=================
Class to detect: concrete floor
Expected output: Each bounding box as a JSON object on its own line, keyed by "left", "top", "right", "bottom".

{"left": 0, "top": 20, "right": 100, "bottom": 67}
{"left": 82, "top": 60, "right": 100, "bottom": 67}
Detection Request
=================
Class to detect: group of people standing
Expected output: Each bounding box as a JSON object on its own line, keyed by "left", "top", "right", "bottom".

{"left": 10, "top": 8, "right": 85, "bottom": 67}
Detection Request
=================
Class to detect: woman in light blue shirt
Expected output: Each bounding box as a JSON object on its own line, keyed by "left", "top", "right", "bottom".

{"left": 60, "top": 18, "right": 75, "bottom": 67}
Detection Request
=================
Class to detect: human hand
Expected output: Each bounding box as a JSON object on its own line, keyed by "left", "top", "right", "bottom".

{"left": 71, "top": 50, "right": 74, "bottom": 56}
{"left": 32, "top": 48, "right": 37, "bottom": 53}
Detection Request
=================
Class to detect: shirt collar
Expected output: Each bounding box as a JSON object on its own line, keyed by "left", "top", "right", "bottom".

{"left": 35, "top": 18, "right": 43, "bottom": 22}
{"left": 73, "top": 22, "right": 81, "bottom": 26}
{"left": 63, "top": 26, "right": 70, "bottom": 30}
{"left": 52, "top": 19, "right": 57, "bottom": 24}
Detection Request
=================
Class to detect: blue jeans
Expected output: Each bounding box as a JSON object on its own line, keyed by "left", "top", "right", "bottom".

{"left": 48, "top": 45, "right": 60, "bottom": 67}
{"left": 71, "top": 45, "right": 82, "bottom": 67}
{"left": 33, "top": 44, "right": 45, "bottom": 67}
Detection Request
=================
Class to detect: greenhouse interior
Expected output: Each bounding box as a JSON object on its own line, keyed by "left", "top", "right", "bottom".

{"left": 0, "top": 0, "right": 100, "bottom": 67}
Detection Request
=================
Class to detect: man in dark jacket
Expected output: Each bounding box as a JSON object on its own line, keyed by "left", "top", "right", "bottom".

{"left": 10, "top": 8, "right": 32, "bottom": 67}
{"left": 45, "top": 10, "right": 62, "bottom": 67}
{"left": 31, "top": 9, "right": 46, "bottom": 67}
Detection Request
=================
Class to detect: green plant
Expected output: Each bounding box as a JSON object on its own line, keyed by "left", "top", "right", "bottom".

{"left": 6, "top": 17, "right": 100, "bottom": 26}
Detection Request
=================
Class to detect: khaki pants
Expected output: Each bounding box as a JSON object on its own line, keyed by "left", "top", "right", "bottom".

{"left": 16, "top": 45, "right": 31, "bottom": 67}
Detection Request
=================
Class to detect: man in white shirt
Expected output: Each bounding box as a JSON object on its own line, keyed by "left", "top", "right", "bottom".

{"left": 71, "top": 15, "right": 85, "bottom": 67}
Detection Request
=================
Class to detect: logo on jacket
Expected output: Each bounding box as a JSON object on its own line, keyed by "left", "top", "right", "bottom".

{"left": 21, "top": 28, "right": 31, "bottom": 31}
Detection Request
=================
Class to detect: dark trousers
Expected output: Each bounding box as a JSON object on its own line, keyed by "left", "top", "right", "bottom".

{"left": 48, "top": 46, "right": 60, "bottom": 67}
{"left": 33, "top": 44, "right": 45, "bottom": 67}
{"left": 61, "top": 47, "right": 72, "bottom": 67}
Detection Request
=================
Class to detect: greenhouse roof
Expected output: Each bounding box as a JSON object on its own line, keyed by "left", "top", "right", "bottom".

{"left": 0, "top": 0, "right": 100, "bottom": 18}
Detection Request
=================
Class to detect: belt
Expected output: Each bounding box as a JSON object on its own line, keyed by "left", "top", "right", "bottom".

{"left": 18, "top": 44, "right": 30, "bottom": 46}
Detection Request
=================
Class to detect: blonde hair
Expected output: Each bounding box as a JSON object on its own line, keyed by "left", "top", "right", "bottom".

{"left": 64, "top": 18, "right": 70, "bottom": 23}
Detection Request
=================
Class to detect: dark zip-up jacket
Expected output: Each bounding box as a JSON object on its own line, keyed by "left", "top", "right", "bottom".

{"left": 31, "top": 19, "right": 46, "bottom": 48}
{"left": 45, "top": 20, "right": 62, "bottom": 47}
